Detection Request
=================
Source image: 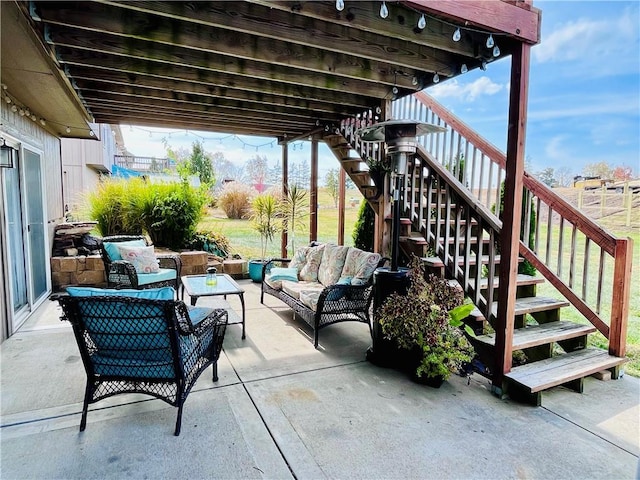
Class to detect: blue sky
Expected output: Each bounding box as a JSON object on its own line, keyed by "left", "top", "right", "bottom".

{"left": 121, "top": 1, "right": 640, "bottom": 180}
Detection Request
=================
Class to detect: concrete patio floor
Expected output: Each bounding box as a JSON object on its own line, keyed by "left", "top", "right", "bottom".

{"left": 1, "top": 279, "right": 638, "bottom": 479}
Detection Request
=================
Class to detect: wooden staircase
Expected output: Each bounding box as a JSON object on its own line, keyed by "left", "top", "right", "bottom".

{"left": 323, "top": 95, "right": 631, "bottom": 406}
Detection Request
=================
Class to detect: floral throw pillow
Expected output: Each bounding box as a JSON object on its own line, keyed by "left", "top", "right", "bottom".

{"left": 116, "top": 245, "right": 160, "bottom": 274}
{"left": 299, "top": 245, "right": 325, "bottom": 282}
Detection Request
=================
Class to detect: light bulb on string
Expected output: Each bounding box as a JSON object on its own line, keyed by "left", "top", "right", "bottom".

{"left": 65, "top": 126, "right": 71, "bottom": 133}
{"left": 39, "top": 118, "right": 46, "bottom": 126}
{"left": 19, "top": 108, "right": 25, "bottom": 116}
{"left": 335, "top": 0, "right": 344, "bottom": 11}
{"left": 452, "top": 28, "right": 461, "bottom": 42}
{"left": 417, "top": 14, "right": 426, "bottom": 30}
{"left": 11, "top": 105, "right": 17, "bottom": 112}
{"left": 480, "top": 60, "right": 488, "bottom": 71}
{"left": 493, "top": 45, "right": 500, "bottom": 57}
{"left": 392, "top": 86, "right": 399, "bottom": 95}
{"left": 379, "top": 1, "right": 388, "bottom": 19}
{"left": 433, "top": 73, "right": 440, "bottom": 83}
{"left": 460, "top": 64, "right": 468, "bottom": 74}
{"left": 486, "top": 34, "right": 494, "bottom": 49}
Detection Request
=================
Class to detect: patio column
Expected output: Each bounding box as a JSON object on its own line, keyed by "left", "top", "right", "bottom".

{"left": 494, "top": 42, "right": 531, "bottom": 392}
{"left": 310, "top": 138, "right": 318, "bottom": 243}
{"left": 281, "top": 142, "right": 289, "bottom": 258}
{"left": 338, "top": 167, "right": 346, "bottom": 245}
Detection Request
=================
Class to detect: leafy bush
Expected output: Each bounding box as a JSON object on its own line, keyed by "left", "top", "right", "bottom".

{"left": 85, "top": 177, "right": 145, "bottom": 236}
{"left": 85, "top": 177, "right": 205, "bottom": 249}
{"left": 378, "top": 256, "right": 475, "bottom": 381}
{"left": 144, "top": 184, "right": 206, "bottom": 250}
{"left": 185, "top": 230, "right": 231, "bottom": 258}
{"left": 218, "top": 181, "right": 254, "bottom": 219}
{"left": 352, "top": 199, "right": 375, "bottom": 251}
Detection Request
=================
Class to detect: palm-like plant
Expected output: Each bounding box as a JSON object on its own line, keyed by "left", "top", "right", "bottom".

{"left": 250, "top": 193, "right": 280, "bottom": 261}
{"left": 279, "top": 184, "right": 308, "bottom": 256}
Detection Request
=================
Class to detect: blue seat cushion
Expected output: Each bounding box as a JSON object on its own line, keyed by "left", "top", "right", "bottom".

{"left": 66, "top": 286, "right": 175, "bottom": 300}
{"left": 92, "top": 354, "right": 175, "bottom": 379}
{"left": 326, "top": 276, "right": 352, "bottom": 301}
{"left": 136, "top": 268, "right": 178, "bottom": 286}
{"left": 187, "top": 306, "right": 215, "bottom": 326}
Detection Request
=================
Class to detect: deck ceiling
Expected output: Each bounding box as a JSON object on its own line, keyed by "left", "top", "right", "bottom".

{"left": 8, "top": 1, "right": 540, "bottom": 141}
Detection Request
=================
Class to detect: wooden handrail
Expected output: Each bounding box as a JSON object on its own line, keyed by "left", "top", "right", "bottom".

{"left": 416, "top": 91, "right": 617, "bottom": 256}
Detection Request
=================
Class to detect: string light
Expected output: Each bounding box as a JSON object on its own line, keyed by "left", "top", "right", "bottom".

{"left": 460, "top": 64, "right": 468, "bottom": 74}
{"left": 379, "top": 1, "right": 388, "bottom": 19}
{"left": 417, "top": 14, "right": 426, "bottom": 30}
{"left": 486, "top": 34, "right": 495, "bottom": 48}
{"left": 335, "top": 0, "right": 344, "bottom": 11}
{"left": 66, "top": 126, "right": 71, "bottom": 133}
{"left": 433, "top": 73, "right": 440, "bottom": 83}
{"left": 452, "top": 27, "right": 461, "bottom": 42}
{"left": 493, "top": 45, "right": 501, "bottom": 57}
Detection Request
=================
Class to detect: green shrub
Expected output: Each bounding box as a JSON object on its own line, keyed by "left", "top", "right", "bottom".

{"left": 85, "top": 177, "right": 205, "bottom": 249}
{"left": 185, "top": 230, "right": 231, "bottom": 258}
{"left": 85, "top": 177, "right": 144, "bottom": 236}
{"left": 143, "top": 184, "right": 206, "bottom": 250}
{"left": 219, "top": 181, "right": 254, "bottom": 219}
{"left": 352, "top": 199, "right": 375, "bottom": 251}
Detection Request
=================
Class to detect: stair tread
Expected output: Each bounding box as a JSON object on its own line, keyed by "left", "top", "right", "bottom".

{"left": 421, "top": 254, "right": 516, "bottom": 267}
{"left": 470, "top": 296, "right": 570, "bottom": 319}
{"left": 478, "top": 274, "right": 545, "bottom": 288}
{"left": 474, "top": 320, "right": 596, "bottom": 350}
{"left": 506, "top": 348, "right": 627, "bottom": 393}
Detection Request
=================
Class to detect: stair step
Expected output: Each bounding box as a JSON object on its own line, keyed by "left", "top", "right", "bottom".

{"left": 341, "top": 157, "right": 364, "bottom": 164}
{"left": 469, "top": 296, "right": 570, "bottom": 321}
{"left": 400, "top": 235, "right": 427, "bottom": 244}
{"left": 478, "top": 274, "right": 545, "bottom": 289}
{"left": 474, "top": 320, "right": 596, "bottom": 350}
{"left": 422, "top": 254, "right": 517, "bottom": 268}
{"left": 506, "top": 348, "right": 627, "bottom": 393}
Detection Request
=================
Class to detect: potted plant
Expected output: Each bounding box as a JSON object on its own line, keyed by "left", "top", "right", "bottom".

{"left": 248, "top": 192, "right": 280, "bottom": 282}
{"left": 377, "top": 256, "right": 475, "bottom": 387}
{"left": 279, "top": 183, "right": 309, "bottom": 257}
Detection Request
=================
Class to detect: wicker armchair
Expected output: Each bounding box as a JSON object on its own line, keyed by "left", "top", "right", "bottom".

{"left": 100, "top": 235, "right": 182, "bottom": 290}
{"left": 58, "top": 293, "right": 228, "bottom": 436}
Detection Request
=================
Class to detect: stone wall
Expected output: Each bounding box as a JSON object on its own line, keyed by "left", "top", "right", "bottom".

{"left": 50, "top": 251, "right": 212, "bottom": 290}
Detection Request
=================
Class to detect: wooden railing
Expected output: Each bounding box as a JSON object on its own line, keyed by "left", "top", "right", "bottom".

{"left": 391, "top": 92, "right": 632, "bottom": 357}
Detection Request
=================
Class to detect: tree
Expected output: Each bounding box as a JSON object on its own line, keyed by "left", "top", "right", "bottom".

{"left": 280, "top": 184, "right": 309, "bottom": 255}
{"left": 245, "top": 154, "right": 269, "bottom": 192}
{"left": 612, "top": 165, "right": 633, "bottom": 181}
{"left": 555, "top": 166, "right": 574, "bottom": 187}
{"left": 536, "top": 167, "right": 557, "bottom": 187}
{"left": 189, "top": 141, "right": 215, "bottom": 186}
{"left": 325, "top": 169, "right": 339, "bottom": 207}
{"left": 582, "top": 161, "right": 612, "bottom": 179}
{"left": 212, "top": 152, "right": 242, "bottom": 187}
{"left": 268, "top": 160, "right": 283, "bottom": 185}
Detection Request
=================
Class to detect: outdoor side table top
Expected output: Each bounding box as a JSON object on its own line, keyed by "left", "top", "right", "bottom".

{"left": 181, "top": 274, "right": 246, "bottom": 339}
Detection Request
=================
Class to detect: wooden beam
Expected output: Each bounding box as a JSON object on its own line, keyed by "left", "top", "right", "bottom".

{"left": 65, "top": 63, "right": 377, "bottom": 109}
{"left": 41, "top": 15, "right": 441, "bottom": 90}
{"left": 111, "top": 0, "right": 480, "bottom": 59}
{"left": 408, "top": 0, "right": 541, "bottom": 44}
{"left": 494, "top": 42, "right": 531, "bottom": 391}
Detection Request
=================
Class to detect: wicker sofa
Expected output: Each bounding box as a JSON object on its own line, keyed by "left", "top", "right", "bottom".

{"left": 261, "top": 243, "right": 385, "bottom": 348}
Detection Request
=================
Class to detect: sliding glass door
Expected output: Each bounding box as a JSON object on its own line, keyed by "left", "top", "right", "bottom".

{"left": 3, "top": 145, "right": 48, "bottom": 333}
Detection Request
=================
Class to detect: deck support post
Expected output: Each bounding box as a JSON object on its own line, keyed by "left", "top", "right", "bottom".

{"left": 281, "top": 142, "right": 289, "bottom": 258}
{"left": 493, "top": 43, "right": 531, "bottom": 391}
{"left": 338, "top": 167, "right": 346, "bottom": 245}
{"left": 310, "top": 138, "right": 319, "bottom": 243}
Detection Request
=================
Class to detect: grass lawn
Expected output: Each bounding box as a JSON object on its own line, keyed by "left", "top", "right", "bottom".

{"left": 198, "top": 187, "right": 364, "bottom": 260}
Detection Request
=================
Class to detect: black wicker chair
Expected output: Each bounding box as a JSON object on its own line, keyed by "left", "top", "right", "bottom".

{"left": 58, "top": 295, "right": 228, "bottom": 436}
{"left": 100, "top": 235, "right": 182, "bottom": 290}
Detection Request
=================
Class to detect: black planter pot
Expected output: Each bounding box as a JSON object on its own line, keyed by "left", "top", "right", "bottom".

{"left": 412, "top": 373, "right": 445, "bottom": 388}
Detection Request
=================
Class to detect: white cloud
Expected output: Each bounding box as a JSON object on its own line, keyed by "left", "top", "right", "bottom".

{"left": 533, "top": 7, "right": 640, "bottom": 71}
{"left": 544, "top": 134, "right": 571, "bottom": 161}
{"left": 430, "top": 76, "right": 504, "bottom": 102}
